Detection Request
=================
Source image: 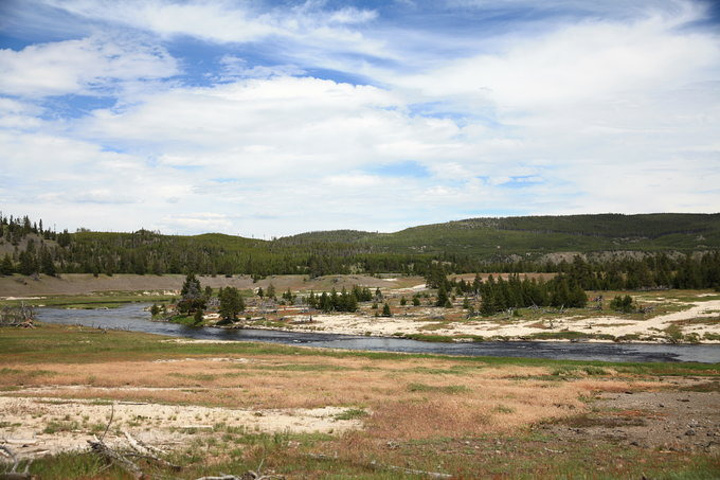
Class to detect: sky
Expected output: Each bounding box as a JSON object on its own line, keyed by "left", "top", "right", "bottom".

{"left": 1, "top": 0, "right": 719, "bottom": 238}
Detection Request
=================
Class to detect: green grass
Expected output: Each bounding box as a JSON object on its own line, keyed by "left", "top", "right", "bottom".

{"left": 333, "top": 408, "right": 369, "bottom": 421}
{"left": 407, "top": 382, "right": 470, "bottom": 394}
{"left": 1, "top": 323, "right": 719, "bottom": 379}
{"left": 0, "top": 291, "right": 175, "bottom": 309}
{"left": 551, "top": 366, "right": 609, "bottom": 377}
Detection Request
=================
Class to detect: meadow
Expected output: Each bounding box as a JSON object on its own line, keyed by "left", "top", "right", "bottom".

{"left": 1, "top": 321, "right": 719, "bottom": 479}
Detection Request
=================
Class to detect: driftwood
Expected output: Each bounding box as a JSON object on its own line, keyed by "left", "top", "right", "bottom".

{"left": 0, "top": 303, "right": 35, "bottom": 328}
{"left": 0, "top": 445, "right": 35, "bottom": 480}
{"left": 87, "top": 404, "right": 145, "bottom": 479}
{"left": 87, "top": 435, "right": 144, "bottom": 479}
{"left": 122, "top": 431, "right": 181, "bottom": 472}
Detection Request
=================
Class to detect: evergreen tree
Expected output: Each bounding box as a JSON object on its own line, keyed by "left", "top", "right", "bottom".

{"left": 219, "top": 286, "right": 244, "bottom": 321}
{"left": 40, "top": 249, "right": 56, "bottom": 276}
{"left": 178, "top": 273, "right": 205, "bottom": 315}
{"left": 307, "top": 290, "right": 317, "bottom": 308}
{"left": 18, "top": 251, "right": 37, "bottom": 276}
{"left": 0, "top": 254, "right": 14, "bottom": 276}
{"left": 436, "top": 284, "right": 449, "bottom": 307}
{"left": 610, "top": 295, "right": 635, "bottom": 313}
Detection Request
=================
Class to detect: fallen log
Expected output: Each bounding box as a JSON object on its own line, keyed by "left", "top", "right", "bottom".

{"left": 88, "top": 436, "right": 144, "bottom": 479}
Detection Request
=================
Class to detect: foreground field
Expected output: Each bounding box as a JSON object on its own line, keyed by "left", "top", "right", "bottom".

{"left": 0, "top": 325, "right": 719, "bottom": 479}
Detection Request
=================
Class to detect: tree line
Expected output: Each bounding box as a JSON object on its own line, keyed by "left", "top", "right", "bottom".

{"left": 1, "top": 214, "right": 720, "bottom": 292}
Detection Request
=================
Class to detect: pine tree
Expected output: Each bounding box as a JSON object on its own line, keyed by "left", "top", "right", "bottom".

{"left": 436, "top": 284, "right": 449, "bottom": 307}
{"left": 0, "top": 254, "right": 14, "bottom": 276}
{"left": 219, "top": 286, "right": 245, "bottom": 321}
{"left": 178, "top": 273, "right": 205, "bottom": 314}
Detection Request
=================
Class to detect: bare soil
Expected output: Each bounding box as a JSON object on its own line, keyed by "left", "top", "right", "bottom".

{"left": 538, "top": 378, "right": 720, "bottom": 454}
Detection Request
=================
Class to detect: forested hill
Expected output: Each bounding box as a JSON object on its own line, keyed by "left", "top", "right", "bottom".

{"left": 1, "top": 213, "right": 719, "bottom": 280}
{"left": 279, "top": 213, "right": 720, "bottom": 256}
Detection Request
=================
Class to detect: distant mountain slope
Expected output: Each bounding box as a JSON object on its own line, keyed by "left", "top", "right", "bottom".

{"left": 276, "top": 213, "right": 720, "bottom": 257}
{"left": 2, "top": 213, "right": 719, "bottom": 278}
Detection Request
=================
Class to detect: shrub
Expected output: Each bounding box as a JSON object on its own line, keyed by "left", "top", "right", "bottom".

{"left": 610, "top": 295, "right": 635, "bottom": 313}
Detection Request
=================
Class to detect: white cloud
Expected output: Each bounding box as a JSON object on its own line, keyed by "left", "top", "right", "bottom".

{"left": 390, "top": 9, "right": 719, "bottom": 110}
{"left": 74, "top": 76, "right": 438, "bottom": 174}
{"left": 41, "top": 0, "right": 387, "bottom": 60}
{"left": 0, "top": 34, "right": 177, "bottom": 97}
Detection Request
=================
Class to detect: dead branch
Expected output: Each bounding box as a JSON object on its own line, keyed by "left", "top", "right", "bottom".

{"left": 100, "top": 404, "right": 114, "bottom": 442}
{"left": 88, "top": 435, "right": 144, "bottom": 479}
{"left": 0, "top": 446, "right": 17, "bottom": 469}
{"left": 88, "top": 405, "right": 145, "bottom": 479}
{"left": 0, "top": 445, "right": 34, "bottom": 480}
{"left": 123, "top": 431, "right": 181, "bottom": 472}
{"left": 0, "top": 303, "right": 35, "bottom": 328}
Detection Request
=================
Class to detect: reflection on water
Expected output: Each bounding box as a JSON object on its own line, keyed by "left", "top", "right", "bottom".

{"left": 36, "top": 303, "right": 720, "bottom": 364}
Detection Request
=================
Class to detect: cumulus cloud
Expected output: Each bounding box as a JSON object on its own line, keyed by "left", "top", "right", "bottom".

{"left": 0, "top": 34, "right": 178, "bottom": 97}
{"left": 389, "top": 8, "right": 719, "bottom": 110}
{"left": 74, "top": 76, "right": 427, "bottom": 173}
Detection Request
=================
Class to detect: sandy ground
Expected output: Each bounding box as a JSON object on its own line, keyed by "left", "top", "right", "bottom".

{"left": 273, "top": 299, "right": 720, "bottom": 342}
{"left": 0, "top": 395, "right": 362, "bottom": 460}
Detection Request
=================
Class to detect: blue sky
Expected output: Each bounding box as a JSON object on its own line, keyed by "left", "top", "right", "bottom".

{"left": 1, "top": 0, "right": 719, "bottom": 237}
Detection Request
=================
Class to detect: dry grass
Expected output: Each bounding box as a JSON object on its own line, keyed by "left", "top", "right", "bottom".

{"left": 0, "top": 354, "right": 651, "bottom": 443}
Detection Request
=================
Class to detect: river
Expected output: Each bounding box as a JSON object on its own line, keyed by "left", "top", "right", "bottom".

{"left": 36, "top": 304, "right": 720, "bottom": 364}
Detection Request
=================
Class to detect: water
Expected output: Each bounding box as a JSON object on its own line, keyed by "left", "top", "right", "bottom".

{"left": 36, "top": 304, "right": 720, "bottom": 364}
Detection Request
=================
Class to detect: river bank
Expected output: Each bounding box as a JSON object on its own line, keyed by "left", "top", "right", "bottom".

{"left": 35, "top": 304, "right": 720, "bottom": 363}
{"left": 4, "top": 273, "right": 720, "bottom": 345}
{"left": 233, "top": 298, "right": 720, "bottom": 345}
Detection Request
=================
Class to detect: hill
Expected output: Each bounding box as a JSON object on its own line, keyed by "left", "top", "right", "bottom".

{"left": 1, "top": 213, "right": 719, "bottom": 285}
{"left": 277, "top": 213, "right": 720, "bottom": 257}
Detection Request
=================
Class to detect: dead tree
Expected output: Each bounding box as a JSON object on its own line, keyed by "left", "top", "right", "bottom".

{"left": 0, "top": 303, "right": 35, "bottom": 328}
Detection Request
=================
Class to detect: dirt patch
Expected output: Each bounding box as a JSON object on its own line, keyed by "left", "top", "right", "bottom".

{"left": 538, "top": 378, "right": 720, "bottom": 453}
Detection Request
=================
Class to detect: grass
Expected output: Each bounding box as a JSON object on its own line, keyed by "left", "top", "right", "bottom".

{"left": 0, "top": 291, "right": 175, "bottom": 309}
{"left": 1, "top": 322, "right": 718, "bottom": 377}
{"left": 333, "top": 408, "right": 369, "bottom": 421}
{"left": 407, "top": 382, "right": 470, "bottom": 394}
